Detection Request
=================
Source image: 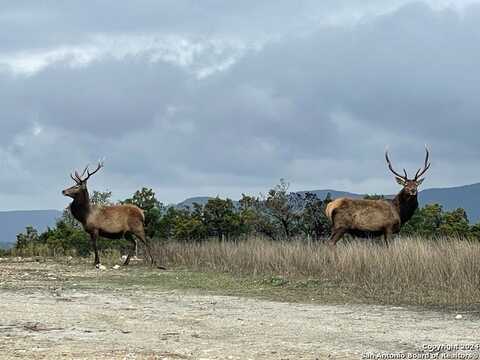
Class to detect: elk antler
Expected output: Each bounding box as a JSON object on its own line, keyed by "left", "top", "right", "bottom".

{"left": 71, "top": 161, "right": 104, "bottom": 184}
{"left": 84, "top": 161, "right": 104, "bottom": 181}
{"left": 414, "top": 146, "right": 431, "bottom": 180}
{"left": 74, "top": 165, "right": 89, "bottom": 183}
{"left": 385, "top": 149, "right": 408, "bottom": 180}
{"left": 70, "top": 173, "right": 80, "bottom": 184}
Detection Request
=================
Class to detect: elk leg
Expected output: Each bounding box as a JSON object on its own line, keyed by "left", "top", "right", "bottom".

{"left": 328, "top": 228, "right": 347, "bottom": 246}
{"left": 123, "top": 233, "right": 137, "bottom": 266}
{"left": 90, "top": 231, "right": 100, "bottom": 266}
{"left": 383, "top": 227, "right": 392, "bottom": 247}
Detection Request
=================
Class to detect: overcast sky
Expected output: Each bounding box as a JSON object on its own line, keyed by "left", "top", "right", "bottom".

{"left": 1, "top": 0, "right": 479, "bottom": 210}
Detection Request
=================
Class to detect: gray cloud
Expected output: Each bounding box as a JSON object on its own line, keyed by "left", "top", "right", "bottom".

{"left": 0, "top": 0, "right": 479, "bottom": 210}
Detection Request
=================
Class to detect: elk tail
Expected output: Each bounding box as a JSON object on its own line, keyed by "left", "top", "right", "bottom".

{"left": 325, "top": 203, "right": 335, "bottom": 222}
{"left": 325, "top": 198, "right": 343, "bottom": 223}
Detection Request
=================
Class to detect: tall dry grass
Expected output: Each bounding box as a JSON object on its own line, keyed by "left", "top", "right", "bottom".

{"left": 153, "top": 236, "right": 480, "bottom": 306}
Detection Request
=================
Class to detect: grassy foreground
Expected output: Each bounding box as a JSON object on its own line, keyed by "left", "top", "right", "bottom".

{"left": 3, "top": 236, "right": 480, "bottom": 309}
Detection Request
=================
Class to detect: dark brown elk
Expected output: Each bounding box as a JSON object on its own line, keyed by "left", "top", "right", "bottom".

{"left": 62, "top": 162, "right": 155, "bottom": 267}
{"left": 325, "top": 148, "right": 431, "bottom": 246}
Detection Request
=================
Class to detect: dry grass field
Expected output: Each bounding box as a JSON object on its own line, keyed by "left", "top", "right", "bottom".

{"left": 156, "top": 236, "right": 480, "bottom": 307}
{"left": 1, "top": 237, "right": 479, "bottom": 359}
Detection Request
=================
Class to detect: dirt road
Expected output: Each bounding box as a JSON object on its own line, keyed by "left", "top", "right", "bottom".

{"left": 0, "top": 260, "right": 478, "bottom": 359}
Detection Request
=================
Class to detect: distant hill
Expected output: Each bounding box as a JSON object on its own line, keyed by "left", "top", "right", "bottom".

{"left": 0, "top": 210, "right": 62, "bottom": 249}
{"left": 176, "top": 196, "right": 212, "bottom": 209}
{"left": 420, "top": 183, "right": 480, "bottom": 223}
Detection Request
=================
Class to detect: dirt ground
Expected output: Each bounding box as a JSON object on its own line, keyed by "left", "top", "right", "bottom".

{"left": 0, "top": 259, "right": 478, "bottom": 360}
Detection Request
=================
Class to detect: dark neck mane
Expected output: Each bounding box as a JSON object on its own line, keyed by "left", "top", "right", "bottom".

{"left": 392, "top": 188, "right": 418, "bottom": 224}
{"left": 70, "top": 188, "right": 90, "bottom": 225}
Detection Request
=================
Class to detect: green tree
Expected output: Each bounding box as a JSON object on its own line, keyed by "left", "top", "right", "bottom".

{"left": 401, "top": 204, "right": 473, "bottom": 239}
{"left": 296, "top": 192, "right": 332, "bottom": 240}
{"left": 439, "top": 208, "right": 470, "bottom": 237}
{"left": 261, "top": 179, "right": 302, "bottom": 239}
{"left": 157, "top": 206, "right": 180, "bottom": 239}
{"left": 43, "top": 220, "right": 90, "bottom": 256}
{"left": 91, "top": 190, "right": 113, "bottom": 205}
{"left": 171, "top": 205, "right": 207, "bottom": 241}
{"left": 401, "top": 204, "right": 443, "bottom": 237}
{"left": 238, "top": 194, "right": 262, "bottom": 235}
{"left": 122, "top": 187, "right": 164, "bottom": 238}
{"left": 15, "top": 226, "right": 40, "bottom": 250}
{"left": 469, "top": 222, "right": 480, "bottom": 240}
{"left": 237, "top": 194, "right": 276, "bottom": 239}
{"left": 203, "top": 197, "right": 242, "bottom": 240}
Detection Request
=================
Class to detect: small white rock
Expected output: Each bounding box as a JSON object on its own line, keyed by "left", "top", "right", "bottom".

{"left": 96, "top": 264, "right": 107, "bottom": 271}
{"left": 455, "top": 314, "right": 463, "bottom": 320}
{"left": 113, "top": 265, "right": 121, "bottom": 270}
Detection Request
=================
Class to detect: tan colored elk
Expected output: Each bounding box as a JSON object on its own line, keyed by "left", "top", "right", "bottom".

{"left": 62, "top": 162, "right": 155, "bottom": 267}
{"left": 325, "top": 147, "right": 431, "bottom": 246}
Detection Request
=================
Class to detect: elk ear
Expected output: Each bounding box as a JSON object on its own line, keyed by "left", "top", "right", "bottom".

{"left": 395, "top": 177, "right": 406, "bottom": 186}
{"left": 416, "top": 178, "right": 425, "bottom": 186}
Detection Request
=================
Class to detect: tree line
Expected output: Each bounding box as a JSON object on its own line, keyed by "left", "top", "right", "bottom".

{"left": 9, "top": 179, "right": 480, "bottom": 257}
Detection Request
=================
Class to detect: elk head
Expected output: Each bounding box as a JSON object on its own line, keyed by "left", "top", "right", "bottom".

{"left": 385, "top": 147, "right": 430, "bottom": 196}
{"left": 62, "top": 162, "right": 104, "bottom": 198}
